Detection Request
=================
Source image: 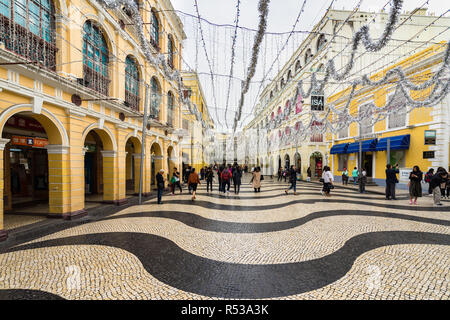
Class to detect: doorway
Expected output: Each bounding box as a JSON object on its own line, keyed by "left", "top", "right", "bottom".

{"left": 310, "top": 152, "right": 323, "bottom": 179}
{"left": 362, "top": 153, "right": 373, "bottom": 177}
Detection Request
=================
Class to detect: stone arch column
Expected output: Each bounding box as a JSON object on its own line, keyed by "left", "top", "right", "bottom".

{"left": 82, "top": 125, "right": 120, "bottom": 205}
{"left": 0, "top": 138, "right": 10, "bottom": 240}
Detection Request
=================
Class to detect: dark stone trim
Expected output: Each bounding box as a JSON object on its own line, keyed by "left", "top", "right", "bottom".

{"left": 62, "top": 209, "right": 88, "bottom": 221}
{"left": 8, "top": 231, "right": 449, "bottom": 298}
{"left": 102, "top": 198, "right": 129, "bottom": 206}
{"left": 132, "top": 192, "right": 152, "bottom": 197}
{"left": 114, "top": 198, "right": 129, "bottom": 206}
{"left": 0, "top": 289, "right": 65, "bottom": 300}
{"left": 0, "top": 229, "right": 8, "bottom": 242}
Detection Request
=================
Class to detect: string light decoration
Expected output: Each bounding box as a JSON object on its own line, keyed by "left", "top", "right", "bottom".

{"left": 246, "top": 0, "right": 448, "bottom": 146}
{"left": 93, "top": 0, "right": 214, "bottom": 131}
{"left": 265, "top": 40, "right": 450, "bottom": 146}
{"left": 239, "top": 0, "right": 401, "bottom": 131}
{"left": 237, "top": 0, "right": 311, "bottom": 131}
{"left": 224, "top": 0, "right": 241, "bottom": 129}
{"left": 232, "top": 0, "right": 270, "bottom": 130}
{"left": 193, "top": 0, "right": 222, "bottom": 127}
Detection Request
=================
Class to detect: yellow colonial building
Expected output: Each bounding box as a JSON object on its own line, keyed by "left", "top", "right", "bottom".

{"left": 328, "top": 42, "right": 450, "bottom": 188}
{"left": 181, "top": 71, "right": 215, "bottom": 172}
{"left": 0, "top": 0, "right": 187, "bottom": 240}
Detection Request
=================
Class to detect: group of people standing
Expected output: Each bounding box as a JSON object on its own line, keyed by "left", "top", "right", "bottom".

{"left": 339, "top": 163, "right": 449, "bottom": 206}
{"left": 340, "top": 167, "right": 368, "bottom": 193}
{"left": 158, "top": 162, "right": 449, "bottom": 207}
{"left": 383, "top": 164, "right": 449, "bottom": 206}
{"left": 216, "top": 164, "right": 243, "bottom": 194}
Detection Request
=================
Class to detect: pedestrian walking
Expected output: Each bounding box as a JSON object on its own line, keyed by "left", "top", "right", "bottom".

{"left": 446, "top": 175, "right": 450, "bottom": 199}
{"left": 217, "top": 166, "right": 223, "bottom": 193}
{"left": 352, "top": 167, "right": 359, "bottom": 185}
{"left": 437, "top": 167, "right": 447, "bottom": 199}
{"left": 205, "top": 167, "right": 214, "bottom": 193}
{"left": 233, "top": 165, "right": 242, "bottom": 194}
{"left": 430, "top": 169, "right": 447, "bottom": 206}
{"left": 252, "top": 167, "right": 262, "bottom": 192}
{"left": 408, "top": 165, "right": 422, "bottom": 205}
{"left": 184, "top": 166, "right": 191, "bottom": 184}
{"left": 171, "top": 167, "right": 182, "bottom": 195}
{"left": 221, "top": 166, "right": 232, "bottom": 194}
{"left": 227, "top": 164, "right": 233, "bottom": 192}
{"left": 321, "top": 166, "right": 334, "bottom": 196}
{"left": 424, "top": 168, "right": 435, "bottom": 196}
{"left": 277, "top": 168, "right": 282, "bottom": 182}
{"left": 341, "top": 167, "right": 349, "bottom": 185}
{"left": 188, "top": 168, "right": 201, "bottom": 201}
{"left": 385, "top": 164, "right": 399, "bottom": 200}
{"left": 307, "top": 167, "right": 311, "bottom": 182}
{"left": 285, "top": 165, "right": 297, "bottom": 195}
{"left": 283, "top": 168, "right": 287, "bottom": 182}
{"left": 200, "top": 167, "right": 205, "bottom": 180}
{"left": 156, "top": 169, "right": 165, "bottom": 204}
{"left": 359, "top": 168, "right": 367, "bottom": 193}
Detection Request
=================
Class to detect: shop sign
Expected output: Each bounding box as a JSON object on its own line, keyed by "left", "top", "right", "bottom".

{"left": 11, "top": 136, "right": 48, "bottom": 148}
{"left": 399, "top": 169, "right": 411, "bottom": 182}
{"left": 311, "top": 95, "right": 324, "bottom": 111}
{"left": 424, "top": 130, "right": 436, "bottom": 145}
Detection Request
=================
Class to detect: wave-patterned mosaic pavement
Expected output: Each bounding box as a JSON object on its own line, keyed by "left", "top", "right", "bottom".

{"left": 0, "top": 177, "right": 449, "bottom": 300}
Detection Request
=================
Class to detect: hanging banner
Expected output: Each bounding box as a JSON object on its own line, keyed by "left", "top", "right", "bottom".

{"left": 296, "top": 93, "right": 303, "bottom": 114}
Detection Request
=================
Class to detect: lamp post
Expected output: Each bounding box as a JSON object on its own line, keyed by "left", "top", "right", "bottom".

{"left": 138, "top": 84, "right": 150, "bottom": 205}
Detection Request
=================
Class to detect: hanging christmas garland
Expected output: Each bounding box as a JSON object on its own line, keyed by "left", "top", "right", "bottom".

{"left": 233, "top": 0, "right": 271, "bottom": 130}
{"left": 224, "top": 0, "right": 241, "bottom": 129}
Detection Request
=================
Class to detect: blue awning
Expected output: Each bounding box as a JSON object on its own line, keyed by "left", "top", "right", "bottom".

{"left": 376, "top": 134, "right": 410, "bottom": 151}
{"left": 347, "top": 139, "right": 378, "bottom": 153}
{"left": 330, "top": 143, "right": 349, "bottom": 154}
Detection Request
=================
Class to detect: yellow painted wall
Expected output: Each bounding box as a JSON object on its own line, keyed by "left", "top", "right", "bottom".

{"left": 328, "top": 43, "right": 446, "bottom": 180}
{"left": 0, "top": 0, "right": 186, "bottom": 234}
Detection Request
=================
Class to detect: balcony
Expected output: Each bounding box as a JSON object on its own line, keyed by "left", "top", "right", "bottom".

{"left": 82, "top": 64, "right": 110, "bottom": 96}
{"left": 0, "top": 14, "right": 57, "bottom": 71}
{"left": 150, "top": 37, "right": 160, "bottom": 52}
{"left": 310, "top": 133, "right": 323, "bottom": 143}
{"left": 125, "top": 90, "right": 140, "bottom": 112}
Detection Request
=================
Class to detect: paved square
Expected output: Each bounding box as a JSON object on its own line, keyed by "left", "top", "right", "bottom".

{"left": 0, "top": 176, "right": 449, "bottom": 300}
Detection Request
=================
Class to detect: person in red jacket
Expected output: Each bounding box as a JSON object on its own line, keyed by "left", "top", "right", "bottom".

{"left": 221, "top": 166, "right": 232, "bottom": 195}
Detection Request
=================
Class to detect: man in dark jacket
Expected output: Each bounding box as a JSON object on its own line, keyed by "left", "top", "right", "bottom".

{"left": 205, "top": 167, "right": 214, "bottom": 193}
{"left": 285, "top": 165, "right": 298, "bottom": 195}
{"left": 232, "top": 165, "right": 242, "bottom": 194}
{"left": 156, "top": 169, "right": 165, "bottom": 204}
{"left": 385, "top": 164, "right": 399, "bottom": 200}
{"left": 430, "top": 170, "right": 447, "bottom": 206}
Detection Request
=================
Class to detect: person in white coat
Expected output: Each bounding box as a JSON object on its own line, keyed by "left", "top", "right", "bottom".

{"left": 321, "top": 166, "right": 334, "bottom": 197}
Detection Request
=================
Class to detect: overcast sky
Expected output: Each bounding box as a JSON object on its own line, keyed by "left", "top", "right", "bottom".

{"left": 170, "top": 0, "right": 449, "bottom": 132}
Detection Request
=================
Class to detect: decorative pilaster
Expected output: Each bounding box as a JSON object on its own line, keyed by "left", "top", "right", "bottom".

{"left": 0, "top": 138, "right": 10, "bottom": 240}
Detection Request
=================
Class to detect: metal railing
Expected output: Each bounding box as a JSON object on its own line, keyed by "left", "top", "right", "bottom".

{"left": 82, "top": 64, "right": 110, "bottom": 96}
{"left": 0, "top": 14, "right": 57, "bottom": 70}
{"left": 125, "top": 89, "right": 140, "bottom": 112}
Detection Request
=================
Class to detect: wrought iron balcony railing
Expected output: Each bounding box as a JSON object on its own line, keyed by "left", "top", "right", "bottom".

{"left": 82, "top": 64, "right": 110, "bottom": 96}
{"left": 0, "top": 14, "right": 57, "bottom": 71}
{"left": 125, "top": 90, "right": 140, "bottom": 112}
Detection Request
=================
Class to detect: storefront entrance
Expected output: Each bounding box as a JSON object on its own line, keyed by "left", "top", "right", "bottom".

{"left": 362, "top": 153, "right": 373, "bottom": 177}
{"left": 2, "top": 115, "right": 49, "bottom": 212}
{"left": 84, "top": 131, "right": 103, "bottom": 199}
{"left": 310, "top": 152, "right": 323, "bottom": 179}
